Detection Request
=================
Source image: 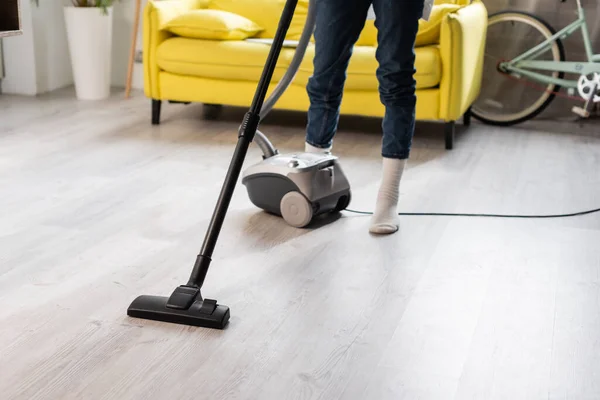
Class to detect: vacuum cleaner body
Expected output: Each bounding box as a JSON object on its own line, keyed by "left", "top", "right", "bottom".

{"left": 242, "top": 152, "right": 351, "bottom": 227}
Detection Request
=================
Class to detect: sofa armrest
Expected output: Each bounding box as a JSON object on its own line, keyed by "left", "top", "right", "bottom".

{"left": 438, "top": 0, "right": 488, "bottom": 122}
{"left": 143, "top": 0, "right": 207, "bottom": 99}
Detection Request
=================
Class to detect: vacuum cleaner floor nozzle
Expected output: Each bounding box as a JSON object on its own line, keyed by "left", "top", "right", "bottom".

{"left": 127, "top": 293, "right": 230, "bottom": 330}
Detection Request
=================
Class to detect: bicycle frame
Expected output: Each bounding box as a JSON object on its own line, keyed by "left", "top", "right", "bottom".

{"left": 501, "top": 1, "right": 600, "bottom": 89}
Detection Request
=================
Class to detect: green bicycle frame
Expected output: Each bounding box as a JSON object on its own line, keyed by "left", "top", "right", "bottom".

{"left": 501, "top": 3, "right": 600, "bottom": 89}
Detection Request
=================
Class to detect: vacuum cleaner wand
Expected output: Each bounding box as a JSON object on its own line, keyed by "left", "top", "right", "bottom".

{"left": 127, "top": 0, "right": 300, "bottom": 329}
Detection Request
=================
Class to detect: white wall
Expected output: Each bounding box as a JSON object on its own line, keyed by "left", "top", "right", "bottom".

{"left": 2, "top": 0, "right": 143, "bottom": 95}
{"left": 1, "top": 0, "right": 38, "bottom": 95}
{"left": 31, "top": 0, "right": 73, "bottom": 93}
{"left": 112, "top": 0, "right": 132, "bottom": 87}
{"left": 130, "top": 0, "right": 147, "bottom": 90}
{"left": 112, "top": 0, "right": 147, "bottom": 90}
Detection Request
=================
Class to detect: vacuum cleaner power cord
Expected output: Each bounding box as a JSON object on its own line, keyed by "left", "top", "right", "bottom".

{"left": 345, "top": 207, "right": 600, "bottom": 219}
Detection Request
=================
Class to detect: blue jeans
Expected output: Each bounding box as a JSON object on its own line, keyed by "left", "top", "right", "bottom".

{"left": 305, "top": 0, "right": 424, "bottom": 159}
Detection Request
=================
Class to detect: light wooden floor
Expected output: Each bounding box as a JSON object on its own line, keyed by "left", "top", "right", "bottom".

{"left": 1, "top": 89, "right": 600, "bottom": 400}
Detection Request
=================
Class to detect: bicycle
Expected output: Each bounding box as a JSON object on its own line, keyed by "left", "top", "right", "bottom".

{"left": 471, "top": 0, "right": 600, "bottom": 126}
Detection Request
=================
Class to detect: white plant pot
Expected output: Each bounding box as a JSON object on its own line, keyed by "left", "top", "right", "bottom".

{"left": 64, "top": 6, "right": 113, "bottom": 100}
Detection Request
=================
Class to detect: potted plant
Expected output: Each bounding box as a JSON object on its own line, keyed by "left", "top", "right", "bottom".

{"left": 63, "top": 0, "right": 116, "bottom": 100}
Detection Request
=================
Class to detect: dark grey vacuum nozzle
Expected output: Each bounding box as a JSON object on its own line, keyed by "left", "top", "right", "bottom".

{"left": 127, "top": 285, "right": 230, "bottom": 329}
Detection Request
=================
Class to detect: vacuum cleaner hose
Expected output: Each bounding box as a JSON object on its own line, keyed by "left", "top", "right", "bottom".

{"left": 253, "top": 0, "right": 317, "bottom": 158}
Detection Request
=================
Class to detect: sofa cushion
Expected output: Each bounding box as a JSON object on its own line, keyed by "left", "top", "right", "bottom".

{"left": 207, "top": 0, "right": 309, "bottom": 40}
{"left": 295, "top": 44, "right": 442, "bottom": 91}
{"left": 162, "top": 9, "right": 263, "bottom": 40}
{"left": 356, "top": 21, "right": 377, "bottom": 47}
{"left": 156, "top": 37, "right": 295, "bottom": 82}
{"left": 416, "top": 3, "right": 462, "bottom": 46}
{"left": 356, "top": 3, "right": 462, "bottom": 47}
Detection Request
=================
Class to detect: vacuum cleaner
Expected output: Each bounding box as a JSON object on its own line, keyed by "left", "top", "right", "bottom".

{"left": 127, "top": 0, "right": 349, "bottom": 329}
{"left": 240, "top": 0, "right": 351, "bottom": 228}
{"left": 242, "top": 152, "right": 351, "bottom": 228}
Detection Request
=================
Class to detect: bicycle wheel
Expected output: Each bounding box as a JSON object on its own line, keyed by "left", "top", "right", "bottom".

{"left": 472, "top": 11, "right": 566, "bottom": 126}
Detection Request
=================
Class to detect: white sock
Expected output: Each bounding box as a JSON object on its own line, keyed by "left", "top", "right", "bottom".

{"left": 305, "top": 142, "right": 332, "bottom": 154}
{"left": 369, "top": 157, "right": 406, "bottom": 234}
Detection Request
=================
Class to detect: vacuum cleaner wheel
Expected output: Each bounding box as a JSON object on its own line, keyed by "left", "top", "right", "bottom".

{"left": 280, "top": 191, "right": 313, "bottom": 228}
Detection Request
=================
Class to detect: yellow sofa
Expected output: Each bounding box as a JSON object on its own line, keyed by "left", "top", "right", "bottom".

{"left": 143, "top": 0, "right": 488, "bottom": 149}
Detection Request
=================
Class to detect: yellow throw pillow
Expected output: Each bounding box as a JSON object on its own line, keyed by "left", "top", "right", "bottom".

{"left": 355, "top": 3, "right": 462, "bottom": 47}
{"left": 415, "top": 3, "right": 462, "bottom": 46}
{"left": 208, "top": 0, "right": 309, "bottom": 40}
{"left": 163, "top": 9, "right": 263, "bottom": 40}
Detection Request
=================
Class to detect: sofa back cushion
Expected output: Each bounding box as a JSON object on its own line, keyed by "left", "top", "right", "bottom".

{"left": 356, "top": 3, "right": 463, "bottom": 47}
{"left": 207, "top": 0, "right": 309, "bottom": 39}
{"left": 202, "top": 0, "right": 470, "bottom": 42}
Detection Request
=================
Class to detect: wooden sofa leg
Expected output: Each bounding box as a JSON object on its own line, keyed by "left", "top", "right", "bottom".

{"left": 445, "top": 121, "right": 455, "bottom": 150}
{"left": 152, "top": 99, "right": 162, "bottom": 125}
{"left": 464, "top": 106, "right": 472, "bottom": 126}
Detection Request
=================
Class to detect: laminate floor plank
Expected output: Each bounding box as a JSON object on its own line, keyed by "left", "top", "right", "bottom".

{"left": 0, "top": 89, "right": 599, "bottom": 400}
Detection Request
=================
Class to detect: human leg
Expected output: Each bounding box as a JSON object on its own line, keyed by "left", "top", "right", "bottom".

{"left": 305, "top": 0, "right": 372, "bottom": 153}
{"left": 369, "top": 0, "right": 424, "bottom": 234}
